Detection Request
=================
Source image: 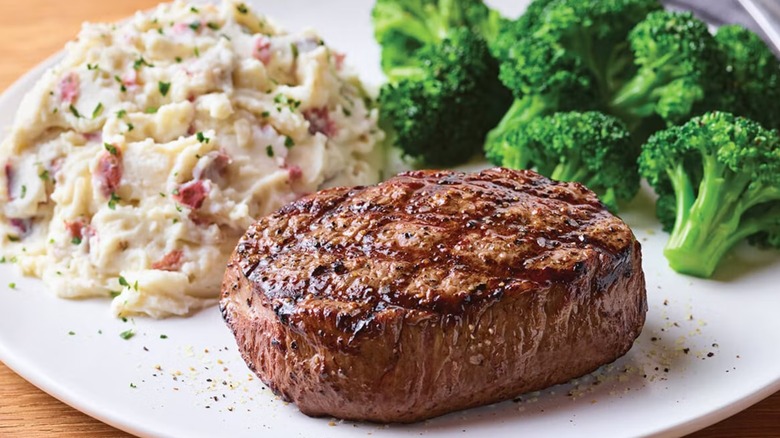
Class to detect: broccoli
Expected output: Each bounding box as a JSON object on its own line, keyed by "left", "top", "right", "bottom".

{"left": 713, "top": 25, "right": 780, "bottom": 131}
{"left": 379, "top": 29, "right": 512, "bottom": 166}
{"left": 489, "top": 0, "right": 556, "bottom": 61}
{"left": 485, "top": 0, "right": 661, "bottom": 163}
{"left": 639, "top": 111, "right": 780, "bottom": 278}
{"left": 494, "top": 111, "right": 639, "bottom": 211}
{"left": 609, "top": 11, "right": 725, "bottom": 129}
{"left": 372, "top": 0, "right": 504, "bottom": 74}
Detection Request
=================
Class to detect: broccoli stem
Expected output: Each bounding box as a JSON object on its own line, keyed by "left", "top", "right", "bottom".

{"left": 485, "top": 96, "right": 550, "bottom": 149}
{"left": 610, "top": 66, "right": 668, "bottom": 119}
{"left": 662, "top": 156, "right": 764, "bottom": 277}
{"left": 549, "top": 157, "right": 589, "bottom": 183}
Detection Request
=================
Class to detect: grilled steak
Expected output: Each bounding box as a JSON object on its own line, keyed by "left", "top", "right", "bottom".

{"left": 220, "top": 168, "right": 647, "bottom": 423}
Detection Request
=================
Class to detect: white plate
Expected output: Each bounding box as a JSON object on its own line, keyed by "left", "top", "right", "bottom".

{"left": 1, "top": 1, "right": 780, "bottom": 437}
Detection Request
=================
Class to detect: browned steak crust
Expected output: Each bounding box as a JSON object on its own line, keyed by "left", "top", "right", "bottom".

{"left": 220, "top": 168, "right": 647, "bottom": 423}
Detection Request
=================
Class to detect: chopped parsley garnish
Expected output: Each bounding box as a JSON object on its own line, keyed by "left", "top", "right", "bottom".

{"left": 133, "top": 280, "right": 139, "bottom": 291}
{"left": 190, "top": 6, "right": 199, "bottom": 12}
{"left": 116, "top": 109, "right": 127, "bottom": 119}
{"left": 109, "top": 291, "right": 121, "bottom": 298}
{"left": 145, "top": 107, "right": 158, "bottom": 114}
{"left": 220, "top": 33, "right": 231, "bottom": 41}
{"left": 284, "top": 136, "right": 295, "bottom": 148}
{"left": 69, "top": 104, "right": 81, "bottom": 118}
{"left": 291, "top": 43, "right": 299, "bottom": 58}
{"left": 0, "top": 257, "right": 5, "bottom": 263}
{"left": 87, "top": 63, "right": 99, "bottom": 71}
{"left": 160, "top": 334, "right": 168, "bottom": 339}
{"left": 104, "top": 143, "right": 118, "bottom": 155}
{"left": 39, "top": 170, "right": 49, "bottom": 180}
{"left": 158, "top": 81, "right": 171, "bottom": 97}
{"left": 189, "top": 21, "right": 201, "bottom": 31}
{"left": 92, "top": 102, "right": 104, "bottom": 119}
{"left": 120, "top": 329, "right": 135, "bottom": 340}
{"left": 52, "top": 108, "right": 58, "bottom": 114}
{"left": 114, "top": 75, "right": 127, "bottom": 92}
{"left": 68, "top": 331, "right": 75, "bottom": 335}
{"left": 175, "top": 56, "right": 183, "bottom": 63}
{"left": 266, "top": 145, "right": 274, "bottom": 157}
{"left": 20, "top": 185, "right": 26, "bottom": 199}
{"left": 8, "top": 282, "right": 16, "bottom": 289}
{"left": 236, "top": 3, "right": 248, "bottom": 14}
{"left": 342, "top": 107, "right": 352, "bottom": 117}
{"left": 207, "top": 22, "right": 220, "bottom": 30}
{"left": 108, "top": 192, "right": 121, "bottom": 210}
{"left": 172, "top": 188, "right": 180, "bottom": 196}
{"left": 159, "top": 192, "right": 166, "bottom": 198}
{"left": 175, "top": 204, "right": 183, "bottom": 213}
{"left": 71, "top": 237, "right": 82, "bottom": 245}
{"left": 194, "top": 46, "right": 200, "bottom": 57}
{"left": 196, "top": 132, "right": 209, "bottom": 143}
{"left": 130, "top": 383, "right": 137, "bottom": 388}
{"left": 118, "top": 276, "right": 129, "bottom": 287}
{"left": 261, "top": 111, "right": 269, "bottom": 118}
{"left": 133, "top": 56, "right": 154, "bottom": 70}
{"left": 127, "top": 123, "right": 134, "bottom": 132}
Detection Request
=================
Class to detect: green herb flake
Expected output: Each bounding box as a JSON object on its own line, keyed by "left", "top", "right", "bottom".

{"left": 261, "top": 111, "right": 270, "bottom": 118}
{"left": 130, "top": 382, "right": 137, "bottom": 388}
{"left": 284, "top": 136, "right": 295, "bottom": 148}
{"left": 160, "top": 334, "right": 168, "bottom": 339}
{"left": 108, "top": 192, "right": 121, "bottom": 210}
{"left": 127, "top": 123, "right": 134, "bottom": 132}
{"left": 87, "top": 63, "right": 99, "bottom": 71}
{"left": 342, "top": 108, "right": 352, "bottom": 117}
{"left": 291, "top": 43, "right": 299, "bottom": 58}
{"left": 157, "top": 28, "right": 164, "bottom": 35}
{"left": 118, "top": 276, "right": 129, "bottom": 287}
{"left": 20, "top": 185, "right": 26, "bottom": 199}
{"left": 39, "top": 170, "right": 49, "bottom": 181}
{"left": 190, "top": 6, "right": 199, "bottom": 13}
{"left": 68, "top": 331, "right": 75, "bottom": 335}
{"left": 189, "top": 21, "right": 201, "bottom": 31}
{"left": 52, "top": 108, "right": 58, "bottom": 114}
{"left": 175, "top": 204, "right": 183, "bottom": 213}
{"left": 172, "top": 218, "right": 179, "bottom": 224}
{"left": 0, "top": 256, "right": 5, "bottom": 263}
{"left": 175, "top": 56, "right": 183, "bottom": 63}
{"left": 133, "top": 280, "right": 139, "bottom": 291}
{"left": 98, "top": 329, "right": 103, "bottom": 334}
{"left": 196, "top": 132, "right": 209, "bottom": 143}
{"left": 145, "top": 107, "right": 158, "bottom": 114}
{"left": 104, "top": 143, "right": 118, "bottom": 155}
{"left": 8, "top": 282, "right": 16, "bottom": 289}
{"left": 92, "top": 102, "right": 104, "bottom": 119}
{"left": 133, "top": 56, "right": 153, "bottom": 70}
{"left": 194, "top": 46, "right": 200, "bottom": 57}
{"left": 207, "top": 22, "right": 220, "bottom": 30}
{"left": 114, "top": 75, "right": 127, "bottom": 92}
{"left": 116, "top": 109, "right": 127, "bottom": 119}
{"left": 109, "top": 291, "right": 121, "bottom": 298}
{"left": 69, "top": 104, "right": 81, "bottom": 118}
{"left": 158, "top": 81, "right": 171, "bottom": 97}
{"left": 120, "top": 329, "right": 135, "bottom": 340}
{"left": 236, "top": 3, "right": 248, "bottom": 14}
{"left": 266, "top": 145, "right": 274, "bottom": 157}
{"left": 7, "top": 235, "right": 20, "bottom": 243}
{"left": 71, "top": 237, "right": 82, "bottom": 245}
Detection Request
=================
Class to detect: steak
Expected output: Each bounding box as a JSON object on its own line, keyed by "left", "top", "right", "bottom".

{"left": 220, "top": 168, "right": 647, "bottom": 423}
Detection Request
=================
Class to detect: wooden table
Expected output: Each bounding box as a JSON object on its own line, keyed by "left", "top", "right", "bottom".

{"left": 0, "top": 1, "right": 778, "bottom": 436}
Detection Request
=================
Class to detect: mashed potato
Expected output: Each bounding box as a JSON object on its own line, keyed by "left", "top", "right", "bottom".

{"left": 0, "top": 0, "right": 384, "bottom": 317}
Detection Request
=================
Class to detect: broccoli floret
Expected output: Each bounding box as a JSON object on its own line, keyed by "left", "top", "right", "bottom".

{"left": 372, "top": 0, "right": 503, "bottom": 74}
{"left": 490, "top": 0, "right": 556, "bottom": 61}
{"left": 495, "top": 111, "right": 639, "bottom": 211}
{"left": 639, "top": 112, "right": 780, "bottom": 278}
{"left": 713, "top": 25, "right": 780, "bottom": 130}
{"left": 379, "top": 29, "right": 512, "bottom": 166}
{"left": 485, "top": 0, "right": 660, "bottom": 163}
{"left": 609, "top": 11, "right": 725, "bottom": 129}
{"left": 484, "top": 35, "right": 597, "bottom": 164}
